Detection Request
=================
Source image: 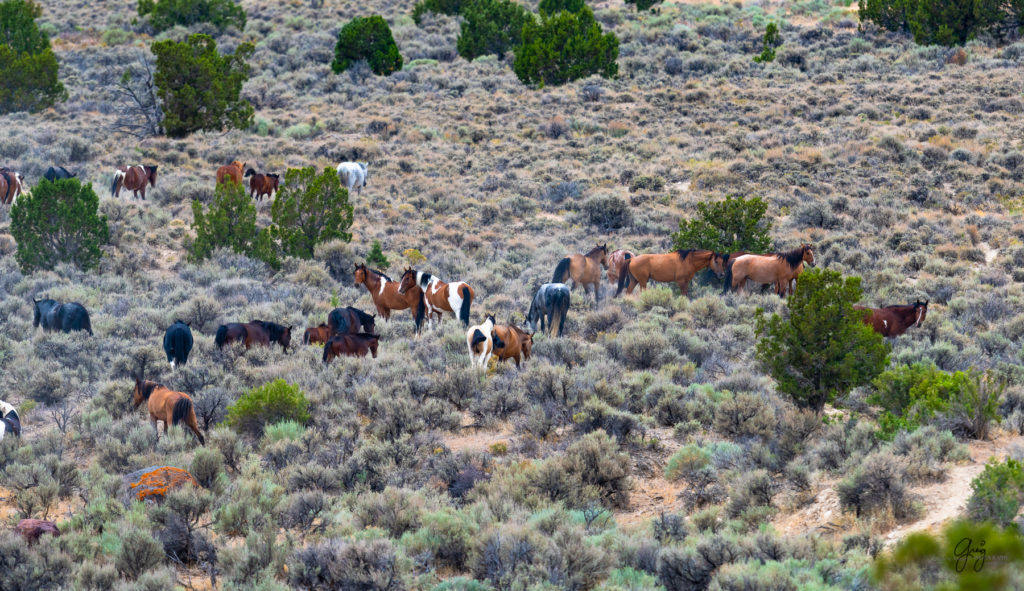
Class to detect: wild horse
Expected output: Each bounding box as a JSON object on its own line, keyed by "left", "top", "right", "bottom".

{"left": 214, "top": 321, "right": 293, "bottom": 352}
{"left": 724, "top": 244, "right": 814, "bottom": 296}
{"left": 132, "top": 378, "right": 205, "bottom": 445}
{"left": 616, "top": 249, "right": 717, "bottom": 297}
{"left": 354, "top": 263, "right": 425, "bottom": 332}
{"left": 854, "top": 300, "right": 928, "bottom": 337}
{"left": 398, "top": 268, "right": 474, "bottom": 329}
{"left": 552, "top": 244, "right": 608, "bottom": 304}
{"left": 33, "top": 299, "right": 93, "bottom": 335}
{"left": 111, "top": 165, "right": 158, "bottom": 199}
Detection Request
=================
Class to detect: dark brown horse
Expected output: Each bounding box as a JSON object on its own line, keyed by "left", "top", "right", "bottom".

{"left": 0, "top": 168, "right": 23, "bottom": 205}
{"left": 132, "top": 378, "right": 205, "bottom": 445}
{"left": 854, "top": 300, "right": 928, "bottom": 337}
{"left": 216, "top": 161, "right": 246, "bottom": 185}
{"left": 303, "top": 324, "right": 332, "bottom": 345}
{"left": 328, "top": 307, "right": 376, "bottom": 336}
{"left": 552, "top": 244, "right": 608, "bottom": 303}
{"left": 354, "top": 263, "right": 426, "bottom": 332}
{"left": 725, "top": 244, "right": 815, "bottom": 296}
{"left": 214, "top": 321, "right": 293, "bottom": 352}
{"left": 606, "top": 249, "right": 634, "bottom": 287}
{"left": 244, "top": 168, "right": 279, "bottom": 200}
{"left": 323, "top": 333, "right": 379, "bottom": 362}
{"left": 111, "top": 165, "right": 158, "bottom": 199}
{"left": 398, "top": 268, "right": 474, "bottom": 329}
{"left": 616, "top": 249, "right": 717, "bottom": 297}
{"left": 492, "top": 323, "right": 533, "bottom": 367}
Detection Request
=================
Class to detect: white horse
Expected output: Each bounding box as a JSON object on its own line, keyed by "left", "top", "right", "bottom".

{"left": 466, "top": 315, "right": 502, "bottom": 368}
{"left": 336, "top": 162, "right": 367, "bottom": 195}
{"left": 0, "top": 400, "right": 21, "bottom": 440}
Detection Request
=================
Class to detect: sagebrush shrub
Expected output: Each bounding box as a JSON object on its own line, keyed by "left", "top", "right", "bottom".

{"left": 289, "top": 538, "right": 402, "bottom": 591}
{"left": 513, "top": 7, "right": 618, "bottom": 87}
{"left": 137, "top": 0, "right": 246, "bottom": 32}
{"left": 226, "top": 379, "right": 311, "bottom": 437}
{"left": 10, "top": 177, "right": 109, "bottom": 273}
{"left": 966, "top": 458, "right": 1024, "bottom": 527}
{"left": 332, "top": 16, "right": 402, "bottom": 76}
{"left": 836, "top": 451, "right": 920, "bottom": 519}
{"left": 580, "top": 195, "right": 632, "bottom": 230}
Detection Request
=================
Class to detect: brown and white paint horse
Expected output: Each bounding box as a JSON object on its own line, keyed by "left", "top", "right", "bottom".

{"left": 398, "top": 268, "right": 474, "bottom": 329}
{"left": 354, "top": 263, "right": 426, "bottom": 332}
{"left": 111, "top": 165, "right": 158, "bottom": 200}
{"left": 0, "top": 168, "right": 23, "bottom": 205}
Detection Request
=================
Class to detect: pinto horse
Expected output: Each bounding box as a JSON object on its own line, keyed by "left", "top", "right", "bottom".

{"left": 467, "top": 315, "right": 501, "bottom": 368}
{"left": 354, "top": 263, "right": 425, "bottom": 332}
{"left": 552, "top": 244, "right": 608, "bottom": 304}
{"left": 398, "top": 268, "right": 474, "bottom": 329}
{"left": 132, "top": 378, "right": 204, "bottom": 445}
{"left": 615, "top": 249, "right": 716, "bottom": 297}
{"left": 0, "top": 168, "right": 24, "bottom": 205}
{"left": 606, "top": 249, "right": 634, "bottom": 287}
{"left": 111, "top": 165, "right": 158, "bottom": 199}
{"left": 163, "top": 320, "right": 193, "bottom": 368}
{"left": 244, "top": 168, "right": 279, "bottom": 200}
{"left": 492, "top": 323, "right": 532, "bottom": 367}
{"left": 214, "top": 321, "right": 293, "bottom": 352}
{"left": 328, "top": 306, "right": 376, "bottom": 336}
{"left": 216, "top": 161, "right": 246, "bottom": 185}
{"left": 323, "top": 333, "right": 379, "bottom": 362}
{"left": 525, "top": 283, "right": 570, "bottom": 337}
{"left": 724, "top": 244, "right": 814, "bottom": 296}
{"left": 854, "top": 300, "right": 928, "bottom": 338}
{"left": 33, "top": 299, "right": 93, "bottom": 335}
{"left": 0, "top": 400, "right": 21, "bottom": 440}
{"left": 304, "top": 324, "right": 332, "bottom": 345}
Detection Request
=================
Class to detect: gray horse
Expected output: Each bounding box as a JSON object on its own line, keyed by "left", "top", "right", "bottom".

{"left": 336, "top": 162, "right": 367, "bottom": 195}
{"left": 525, "top": 283, "right": 570, "bottom": 337}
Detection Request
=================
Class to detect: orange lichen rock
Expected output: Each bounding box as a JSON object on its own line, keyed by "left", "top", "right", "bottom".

{"left": 128, "top": 466, "right": 198, "bottom": 501}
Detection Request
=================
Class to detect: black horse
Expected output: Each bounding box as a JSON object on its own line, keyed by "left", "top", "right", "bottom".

{"left": 327, "top": 306, "right": 376, "bottom": 336}
{"left": 43, "top": 166, "right": 75, "bottom": 182}
{"left": 163, "top": 320, "right": 194, "bottom": 368}
{"left": 215, "top": 320, "right": 292, "bottom": 352}
{"left": 33, "top": 299, "right": 93, "bottom": 335}
{"left": 0, "top": 400, "right": 20, "bottom": 440}
{"left": 524, "top": 283, "right": 570, "bottom": 337}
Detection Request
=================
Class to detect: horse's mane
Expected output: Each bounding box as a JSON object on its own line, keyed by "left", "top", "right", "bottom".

{"left": 139, "top": 380, "right": 160, "bottom": 400}
{"left": 675, "top": 249, "right": 695, "bottom": 259}
{"left": 585, "top": 245, "right": 605, "bottom": 257}
{"left": 509, "top": 324, "right": 529, "bottom": 337}
{"left": 267, "top": 173, "right": 279, "bottom": 179}
{"left": 256, "top": 321, "right": 288, "bottom": 341}
{"left": 370, "top": 269, "right": 392, "bottom": 282}
{"left": 351, "top": 307, "right": 374, "bottom": 324}
{"left": 775, "top": 248, "right": 806, "bottom": 269}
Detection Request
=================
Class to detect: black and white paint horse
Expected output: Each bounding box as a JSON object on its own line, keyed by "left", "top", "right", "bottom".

{"left": 525, "top": 283, "right": 570, "bottom": 337}
{"left": 33, "top": 299, "right": 93, "bottom": 335}
{"left": 0, "top": 400, "right": 21, "bottom": 440}
{"left": 336, "top": 162, "right": 367, "bottom": 195}
{"left": 163, "top": 320, "right": 194, "bottom": 368}
{"left": 467, "top": 314, "right": 504, "bottom": 368}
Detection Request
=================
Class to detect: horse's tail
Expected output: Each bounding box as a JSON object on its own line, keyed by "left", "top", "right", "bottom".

{"left": 723, "top": 261, "right": 734, "bottom": 294}
{"left": 173, "top": 329, "right": 186, "bottom": 364}
{"left": 303, "top": 330, "right": 311, "bottom": 345}
{"left": 552, "top": 257, "right": 571, "bottom": 284}
{"left": 459, "top": 285, "right": 472, "bottom": 327}
{"left": 171, "top": 397, "right": 193, "bottom": 427}
{"left": 415, "top": 295, "right": 426, "bottom": 333}
{"left": 615, "top": 259, "right": 633, "bottom": 297}
{"left": 471, "top": 328, "right": 487, "bottom": 350}
{"left": 322, "top": 340, "right": 331, "bottom": 363}
{"left": 110, "top": 170, "right": 124, "bottom": 197}
{"left": 81, "top": 311, "right": 93, "bottom": 336}
{"left": 214, "top": 325, "right": 227, "bottom": 348}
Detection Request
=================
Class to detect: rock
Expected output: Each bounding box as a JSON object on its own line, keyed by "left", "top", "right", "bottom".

{"left": 123, "top": 466, "right": 198, "bottom": 503}
{"left": 15, "top": 519, "right": 60, "bottom": 544}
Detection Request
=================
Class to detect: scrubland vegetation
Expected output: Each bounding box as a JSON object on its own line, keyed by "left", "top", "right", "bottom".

{"left": 2, "top": 0, "right": 1024, "bottom": 588}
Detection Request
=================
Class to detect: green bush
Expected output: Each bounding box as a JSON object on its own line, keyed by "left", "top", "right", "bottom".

{"left": 858, "top": 0, "right": 1024, "bottom": 46}
{"left": 539, "top": 0, "right": 585, "bottom": 15}
{"left": 10, "top": 178, "right": 109, "bottom": 273}
{"left": 190, "top": 180, "right": 277, "bottom": 267}
{"left": 624, "top": 0, "right": 661, "bottom": 10}
{"left": 152, "top": 33, "right": 254, "bottom": 138}
{"left": 331, "top": 16, "right": 402, "bottom": 76}
{"left": 672, "top": 194, "right": 771, "bottom": 253}
{"left": 270, "top": 167, "right": 354, "bottom": 259}
{"left": 756, "top": 269, "right": 890, "bottom": 413}
{"left": 513, "top": 6, "right": 618, "bottom": 87}
{"left": 226, "top": 380, "right": 310, "bottom": 437}
{"left": 837, "top": 451, "right": 920, "bottom": 519}
{"left": 412, "top": 0, "right": 471, "bottom": 24}
{"left": 753, "top": 22, "right": 781, "bottom": 63}
{"left": 966, "top": 458, "right": 1024, "bottom": 527}
{"left": 0, "top": 0, "right": 66, "bottom": 114}
{"left": 366, "top": 239, "right": 390, "bottom": 270}
{"left": 456, "top": 0, "right": 531, "bottom": 61}
{"left": 137, "top": 0, "right": 246, "bottom": 32}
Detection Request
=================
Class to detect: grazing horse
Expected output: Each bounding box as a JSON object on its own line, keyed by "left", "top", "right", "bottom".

{"left": 724, "top": 244, "right": 815, "bottom": 296}
{"left": 336, "top": 162, "right": 367, "bottom": 195}
{"left": 33, "top": 299, "right": 93, "bottom": 335}
{"left": 525, "top": 283, "right": 570, "bottom": 337}
{"left": 303, "top": 324, "right": 332, "bottom": 345}
{"left": 216, "top": 161, "right": 246, "bottom": 185}
{"left": 492, "top": 323, "right": 533, "bottom": 367}
{"left": 710, "top": 252, "right": 754, "bottom": 278}
{"left": 327, "top": 306, "right": 376, "bottom": 336}
{"left": 606, "top": 249, "right": 634, "bottom": 287}
{"left": 354, "top": 263, "right": 426, "bottom": 332}
{"left": 111, "top": 165, "right": 158, "bottom": 199}
{"left": 615, "top": 249, "right": 717, "bottom": 297}
{"left": 552, "top": 244, "right": 608, "bottom": 304}
{"left": 0, "top": 400, "right": 21, "bottom": 440}
{"left": 467, "top": 315, "right": 502, "bottom": 368}
{"left": 854, "top": 300, "right": 928, "bottom": 338}
{"left": 43, "top": 166, "right": 75, "bottom": 182}
{"left": 323, "top": 333, "right": 379, "bottom": 362}
{"left": 214, "top": 321, "right": 293, "bottom": 352}
{"left": 0, "top": 168, "right": 24, "bottom": 205}
{"left": 398, "top": 268, "right": 474, "bottom": 329}
{"left": 132, "top": 378, "right": 205, "bottom": 445}
{"left": 163, "top": 320, "right": 193, "bottom": 368}
{"left": 244, "top": 168, "right": 279, "bottom": 200}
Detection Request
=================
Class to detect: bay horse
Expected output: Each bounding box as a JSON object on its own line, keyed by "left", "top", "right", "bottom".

{"left": 354, "top": 263, "right": 426, "bottom": 332}
{"left": 615, "top": 249, "right": 717, "bottom": 297}
{"left": 0, "top": 400, "right": 21, "bottom": 440}
{"left": 854, "top": 300, "right": 928, "bottom": 338}
{"left": 111, "top": 165, "right": 158, "bottom": 199}
{"left": 525, "top": 283, "right": 570, "bottom": 337}
{"left": 323, "top": 333, "right": 379, "bottom": 362}
{"left": 398, "top": 268, "right": 474, "bottom": 329}
{"left": 303, "top": 324, "right": 332, "bottom": 345}
{"left": 606, "top": 249, "right": 634, "bottom": 287}
{"left": 216, "top": 161, "right": 246, "bottom": 185}
{"left": 33, "top": 299, "right": 93, "bottom": 335}
{"left": 327, "top": 306, "right": 376, "bottom": 336}
{"left": 724, "top": 244, "right": 814, "bottom": 296}
{"left": 43, "top": 166, "right": 75, "bottom": 182}
{"left": 467, "top": 315, "right": 502, "bottom": 368}
{"left": 336, "top": 162, "right": 367, "bottom": 195}
{"left": 244, "top": 168, "right": 279, "bottom": 200}
{"left": 214, "top": 321, "right": 293, "bottom": 352}
{"left": 132, "top": 378, "right": 205, "bottom": 445}
{"left": 163, "top": 320, "right": 193, "bottom": 368}
{"left": 492, "top": 322, "right": 533, "bottom": 367}
{"left": 0, "top": 168, "right": 23, "bottom": 205}
{"left": 552, "top": 244, "right": 608, "bottom": 304}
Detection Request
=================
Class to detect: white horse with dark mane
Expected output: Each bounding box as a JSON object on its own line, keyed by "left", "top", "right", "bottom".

{"left": 0, "top": 399, "right": 21, "bottom": 440}
{"left": 336, "top": 162, "right": 368, "bottom": 195}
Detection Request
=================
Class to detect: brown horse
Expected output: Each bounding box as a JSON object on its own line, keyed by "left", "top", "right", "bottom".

{"left": 354, "top": 263, "right": 426, "bottom": 332}
{"left": 132, "top": 378, "right": 205, "bottom": 445}
{"left": 214, "top": 321, "right": 293, "bottom": 352}
{"left": 111, "top": 165, "right": 158, "bottom": 199}
{"left": 606, "top": 249, "right": 634, "bottom": 287}
{"left": 615, "top": 249, "right": 717, "bottom": 297}
{"left": 854, "top": 300, "right": 928, "bottom": 337}
{"left": 492, "top": 323, "right": 533, "bottom": 367}
{"left": 216, "top": 161, "right": 246, "bottom": 185}
{"left": 552, "top": 244, "right": 608, "bottom": 303}
{"left": 323, "top": 333, "right": 379, "bottom": 362}
{"left": 0, "top": 168, "right": 23, "bottom": 205}
{"left": 244, "top": 168, "right": 279, "bottom": 200}
{"left": 303, "top": 324, "right": 332, "bottom": 345}
{"left": 398, "top": 268, "right": 475, "bottom": 329}
{"left": 328, "top": 307, "right": 376, "bottom": 336}
{"left": 724, "top": 244, "right": 814, "bottom": 296}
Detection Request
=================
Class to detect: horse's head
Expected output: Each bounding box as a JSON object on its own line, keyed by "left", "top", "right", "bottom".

{"left": 269, "top": 174, "right": 280, "bottom": 190}
{"left": 131, "top": 377, "right": 153, "bottom": 409}
{"left": 354, "top": 263, "right": 368, "bottom": 285}
{"left": 397, "top": 268, "right": 416, "bottom": 295}
{"left": 362, "top": 315, "right": 376, "bottom": 335}
{"left": 801, "top": 244, "right": 815, "bottom": 267}
{"left": 146, "top": 165, "right": 158, "bottom": 186}
{"left": 598, "top": 244, "right": 608, "bottom": 267}
{"left": 244, "top": 168, "right": 256, "bottom": 178}
{"left": 914, "top": 299, "right": 929, "bottom": 325}
{"left": 486, "top": 314, "right": 496, "bottom": 326}
{"left": 280, "top": 326, "right": 293, "bottom": 352}
{"left": 710, "top": 253, "right": 729, "bottom": 277}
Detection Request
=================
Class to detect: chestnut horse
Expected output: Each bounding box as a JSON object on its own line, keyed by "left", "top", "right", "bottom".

{"left": 323, "top": 333, "right": 379, "bottom": 362}
{"left": 132, "top": 378, "right": 205, "bottom": 445}
{"left": 216, "top": 161, "right": 246, "bottom": 185}
{"left": 606, "top": 249, "right": 634, "bottom": 287}
{"left": 552, "top": 244, "right": 608, "bottom": 304}
{"left": 492, "top": 322, "right": 532, "bottom": 367}
{"left": 398, "top": 268, "right": 474, "bottom": 329}
{"left": 0, "top": 168, "right": 24, "bottom": 205}
{"left": 467, "top": 315, "right": 500, "bottom": 368}
{"left": 854, "top": 300, "right": 928, "bottom": 337}
{"left": 303, "top": 324, "right": 332, "bottom": 345}
{"left": 214, "top": 321, "right": 293, "bottom": 352}
{"left": 724, "top": 244, "right": 814, "bottom": 296}
{"left": 244, "top": 168, "right": 279, "bottom": 200}
{"left": 354, "top": 263, "right": 426, "bottom": 332}
{"left": 111, "top": 165, "right": 158, "bottom": 199}
{"left": 615, "top": 249, "right": 717, "bottom": 297}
